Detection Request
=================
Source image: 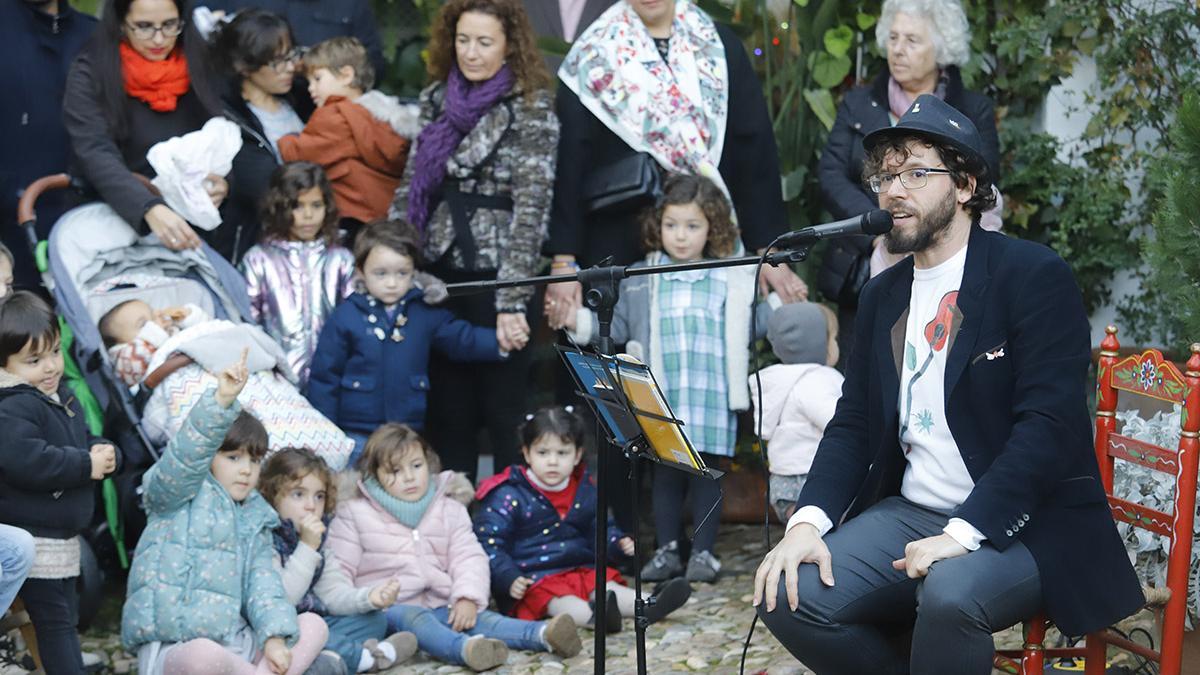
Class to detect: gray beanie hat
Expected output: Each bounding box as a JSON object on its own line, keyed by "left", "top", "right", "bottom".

{"left": 768, "top": 303, "right": 828, "bottom": 365}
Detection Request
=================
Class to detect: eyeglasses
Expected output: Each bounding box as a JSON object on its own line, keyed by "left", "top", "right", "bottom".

{"left": 268, "top": 48, "right": 306, "bottom": 73}
{"left": 124, "top": 19, "right": 185, "bottom": 40}
{"left": 867, "top": 167, "right": 954, "bottom": 193}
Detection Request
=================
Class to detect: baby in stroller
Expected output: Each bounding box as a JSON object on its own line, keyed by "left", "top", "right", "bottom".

{"left": 99, "top": 299, "right": 207, "bottom": 387}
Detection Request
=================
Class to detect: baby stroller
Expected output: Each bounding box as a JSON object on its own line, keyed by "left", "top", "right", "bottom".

{"left": 15, "top": 174, "right": 255, "bottom": 628}
{"left": 18, "top": 174, "right": 354, "bottom": 626}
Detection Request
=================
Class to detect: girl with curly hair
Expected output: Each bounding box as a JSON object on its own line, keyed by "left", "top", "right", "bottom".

{"left": 240, "top": 161, "right": 356, "bottom": 385}
{"left": 389, "top": 0, "right": 558, "bottom": 480}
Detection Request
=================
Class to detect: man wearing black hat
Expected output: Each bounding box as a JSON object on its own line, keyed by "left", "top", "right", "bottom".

{"left": 751, "top": 94, "right": 1142, "bottom": 674}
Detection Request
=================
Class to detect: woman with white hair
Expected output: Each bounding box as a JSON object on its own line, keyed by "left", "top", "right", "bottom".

{"left": 815, "top": 0, "right": 998, "bottom": 368}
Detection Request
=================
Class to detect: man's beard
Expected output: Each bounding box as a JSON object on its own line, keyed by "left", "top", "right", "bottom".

{"left": 884, "top": 186, "right": 957, "bottom": 255}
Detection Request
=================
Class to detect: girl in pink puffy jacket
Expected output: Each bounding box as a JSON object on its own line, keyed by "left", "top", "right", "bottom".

{"left": 327, "top": 424, "right": 583, "bottom": 671}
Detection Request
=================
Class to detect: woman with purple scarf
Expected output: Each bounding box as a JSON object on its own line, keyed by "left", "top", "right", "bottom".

{"left": 389, "top": 0, "right": 557, "bottom": 479}
{"left": 815, "top": 0, "right": 999, "bottom": 369}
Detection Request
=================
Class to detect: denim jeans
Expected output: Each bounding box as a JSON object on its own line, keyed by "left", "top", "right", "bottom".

{"left": 384, "top": 605, "right": 546, "bottom": 666}
{"left": 0, "top": 524, "right": 34, "bottom": 615}
{"left": 346, "top": 432, "right": 369, "bottom": 471}
{"left": 324, "top": 611, "right": 388, "bottom": 669}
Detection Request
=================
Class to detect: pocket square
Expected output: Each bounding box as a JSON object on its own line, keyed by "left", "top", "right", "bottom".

{"left": 984, "top": 348, "right": 1006, "bottom": 361}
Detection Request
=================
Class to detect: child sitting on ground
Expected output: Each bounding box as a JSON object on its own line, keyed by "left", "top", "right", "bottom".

{"left": 749, "top": 302, "right": 844, "bottom": 522}
{"left": 307, "top": 220, "right": 505, "bottom": 466}
{"left": 99, "top": 299, "right": 207, "bottom": 386}
{"left": 260, "top": 447, "right": 418, "bottom": 673}
{"left": 278, "top": 37, "right": 421, "bottom": 228}
{"left": 121, "top": 349, "right": 331, "bottom": 674}
{"left": 474, "top": 407, "right": 690, "bottom": 632}
{"left": 0, "top": 291, "right": 117, "bottom": 673}
{"left": 328, "top": 424, "right": 583, "bottom": 672}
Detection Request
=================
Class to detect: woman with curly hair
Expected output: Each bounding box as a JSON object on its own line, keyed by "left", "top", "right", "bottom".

{"left": 389, "top": 0, "right": 558, "bottom": 479}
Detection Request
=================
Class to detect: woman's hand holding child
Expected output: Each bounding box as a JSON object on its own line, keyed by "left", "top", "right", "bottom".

{"left": 262, "top": 636, "right": 291, "bottom": 674}
{"left": 619, "top": 536, "right": 635, "bottom": 557}
{"left": 89, "top": 444, "right": 117, "bottom": 480}
{"left": 448, "top": 598, "right": 478, "bottom": 632}
{"left": 214, "top": 348, "right": 249, "bottom": 409}
{"left": 496, "top": 313, "right": 530, "bottom": 352}
{"left": 368, "top": 578, "right": 401, "bottom": 609}
{"left": 296, "top": 512, "right": 325, "bottom": 550}
{"left": 509, "top": 576, "right": 533, "bottom": 600}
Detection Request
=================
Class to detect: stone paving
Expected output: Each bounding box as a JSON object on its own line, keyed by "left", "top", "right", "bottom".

{"left": 5, "top": 523, "right": 1157, "bottom": 674}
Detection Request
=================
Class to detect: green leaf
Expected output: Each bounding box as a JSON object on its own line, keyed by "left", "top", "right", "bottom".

{"left": 823, "top": 25, "right": 854, "bottom": 58}
{"left": 781, "top": 167, "right": 808, "bottom": 201}
{"left": 811, "top": 52, "right": 851, "bottom": 88}
{"left": 536, "top": 35, "right": 571, "bottom": 57}
{"left": 856, "top": 12, "right": 876, "bottom": 31}
{"left": 803, "top": 88, "right": 838, "bottom": 131}
{"left": 793, "top": 0, "right": 809, "bottom": 6}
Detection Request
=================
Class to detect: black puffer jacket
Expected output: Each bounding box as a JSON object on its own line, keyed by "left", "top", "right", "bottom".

{"left": 0, "top": 370, "right": 108, "bottom": 539}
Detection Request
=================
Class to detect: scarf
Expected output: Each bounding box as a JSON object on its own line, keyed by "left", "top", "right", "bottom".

{"left": 406, "top": 64, "right": 515, "bottom": 233}
{"left": 558, "top": 0, "right": 730, "bottom": 196}
{"left": 887, "top": 70, "right": 949, "bottom": 120}
{"left": 364, "top": 476, "right": 436, "bottom": 529}
{"left": 120, "top": 42, "right": 190, "bottom": 112}
{"left": 271, "top": 518, "right": 330, "bottom": 615}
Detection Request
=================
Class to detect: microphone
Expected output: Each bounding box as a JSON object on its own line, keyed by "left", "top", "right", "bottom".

{"left": 774, "top": 209, "right": 893, "bottom": 249}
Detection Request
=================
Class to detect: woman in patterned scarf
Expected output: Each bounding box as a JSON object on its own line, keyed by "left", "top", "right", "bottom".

{"left": 389, "top": 0, "right": 557, "bottom": 480}
{"left": 543, "top": 0, "right": 805, "bottom": 533}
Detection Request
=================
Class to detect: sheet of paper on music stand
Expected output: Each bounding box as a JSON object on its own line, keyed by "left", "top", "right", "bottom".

{"left": 561, "top": 349, "right": 639, "bottom": 444}
{"left": 611, "top": 355, "right": 706, "bottom": 473}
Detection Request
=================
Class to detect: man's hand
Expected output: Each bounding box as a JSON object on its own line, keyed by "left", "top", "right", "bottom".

{"left": 752, "top": 523, "right": 833, "bottom": 613}
{"left": 618, "top": 536, "right": 635, "bottom": 557}
{"left": 214, "top": 347, "right": 249, "bottom": 408}
{"left": 509, "top": 576, "right": 533, "bottom": 600}
{"left": 369, "top": 578, "right": 401, "bottom": 608}
{"left": 891, "top": 533, "right": 969, "bottom": 579}
{"left": 296, "top": 513, "right": 325, "bottom": 550}
{"left": 89, "top": 444, "right": 117, "bottom": 480}
{"left": 449, "top": 598, "right": 478, "bottom": 631}
{"left": 262, "top": 636, "right": 291, "bottom": 674}
{"left": 758, "top": 261, "right": 809, "bottom": 303}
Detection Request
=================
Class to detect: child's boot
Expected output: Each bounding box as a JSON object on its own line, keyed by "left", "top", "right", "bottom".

{"left": 586, "top": 589, "right": 622, "bottom": 633}
{"left": 364, "top": 631, "right": 418, "bottom": 670}
{"left": 541, "top": 613, "right": 583, "bottom": 657}
{"left": 643, "top": 577, "right": 691, "bottom": 624}
{"left": 461, "top": 635, "right": 508, "bottom": 671}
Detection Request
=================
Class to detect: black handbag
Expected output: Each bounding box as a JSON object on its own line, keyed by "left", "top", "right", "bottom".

{"left": 581, "top": 152, "right": 663, "bottom": 215}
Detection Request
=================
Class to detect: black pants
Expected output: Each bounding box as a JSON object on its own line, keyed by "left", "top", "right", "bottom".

{"left": 19, "top": 576, "right": 83, "bottom": 674}
{"left": 651, "top": 454, "right": 723, "bottom": 555}
{"left": 425, "top": 265, "right": 533, "bottom": 480}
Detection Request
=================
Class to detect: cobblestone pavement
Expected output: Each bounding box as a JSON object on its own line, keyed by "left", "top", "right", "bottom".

{"left": 6, "top": 523, "right": 1157, "bottom": 674}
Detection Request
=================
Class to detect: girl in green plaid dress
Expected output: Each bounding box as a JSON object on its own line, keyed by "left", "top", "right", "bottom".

{"left": 565, "top": 174, "right": 774, "bottom": 583}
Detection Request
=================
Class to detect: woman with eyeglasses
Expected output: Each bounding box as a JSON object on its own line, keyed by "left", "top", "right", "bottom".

{"left": 814, "top": 0, "right": 1000, "bottom": 369}
{"left": 63, "top": 0, "right": 225, "bottom": 255}
{"left": 210, "top": 9, "right": 312, "bottom": 264}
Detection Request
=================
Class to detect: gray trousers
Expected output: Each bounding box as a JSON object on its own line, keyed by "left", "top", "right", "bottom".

{"left": 758, "top": 497, "right": 1042, "bottom": 675}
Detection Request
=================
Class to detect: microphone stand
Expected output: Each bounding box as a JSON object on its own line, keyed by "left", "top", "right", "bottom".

{"left": 445, "top": 246, "right": 811, "bottom": 675}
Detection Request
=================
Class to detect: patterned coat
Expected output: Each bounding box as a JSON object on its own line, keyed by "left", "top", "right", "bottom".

{"left": 389, "top": 83, "right": 559, "bottom": 313}
{"left": 122, "top": 393, "right": 298, "bottom": 651}
{"left": 473, "top": 464, "right": 626, "bottom": 607}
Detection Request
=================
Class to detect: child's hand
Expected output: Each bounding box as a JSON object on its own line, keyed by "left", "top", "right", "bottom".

{"left": 262, "top": 636, "right": 291, "bottom": 674}
{"left": 214, "top": 347, "right": 249, "bottom": 408}
{"left": 369, "top": 578, "right": 401, "bottom": 608}
{"left": 89, "top": 444, "right": 117, "bottom": 480}
{"left": 448, "top": 598, "right": 478, "bottom": 632}
{"left": 297, "top": 513, "right": 326, "bottom": 550}
{"left": 509, "top": 576, "right": 533, "bottom": 600}
{"left": 618, "top": 536, "right": 635, "bottom": 557}
{"left": 496, "top": 313, "right": 529, "bottom": 352}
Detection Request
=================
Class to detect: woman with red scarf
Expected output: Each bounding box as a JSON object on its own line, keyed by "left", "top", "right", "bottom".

{"left": 64, "top": 0, "right": 225, "bottom": 253}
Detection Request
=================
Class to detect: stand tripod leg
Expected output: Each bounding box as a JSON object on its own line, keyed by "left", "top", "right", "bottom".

{"left": 632, "top": 451, "right": 648, "bottom": 675}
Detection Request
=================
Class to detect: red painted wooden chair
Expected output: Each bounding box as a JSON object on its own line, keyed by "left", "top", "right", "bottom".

{"left": 995, "top": 326, "right": 1200, "bottom": 675}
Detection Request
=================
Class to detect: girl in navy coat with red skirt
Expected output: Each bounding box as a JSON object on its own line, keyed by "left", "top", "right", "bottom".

{"left": 473, "top": 407, "right": 690, "bottom": 630}
{"left": 306, "top": 220, "right": 504, "bottom": 467}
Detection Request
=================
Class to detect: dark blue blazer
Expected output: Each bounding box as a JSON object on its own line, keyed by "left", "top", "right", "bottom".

{"left": 306, "top": 289, "right": 502, "bottom": 435}
{"left": 799, "top": 225, "right": 1143, "bottom": 636}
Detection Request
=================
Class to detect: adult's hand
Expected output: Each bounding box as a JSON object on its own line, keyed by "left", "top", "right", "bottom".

{"left": 759, "top": 262, "right": 809, "bottom": 303}
{"left": 496, "top": 312, "right": 530, "bottom": 352}
{"left": 544, "top": 256, "right": 583, "bottom": 330}
{"left": 204, "top": 174, "right": 229, "bottom": 209}
{"left": 891, "top": 533, "right": 968, "bottom": 579}
{"left": 145, "top": 204, "right": 202, "bottom": 250}
{"left": 752, "top": 523, "right": 833, "bottom": 613}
